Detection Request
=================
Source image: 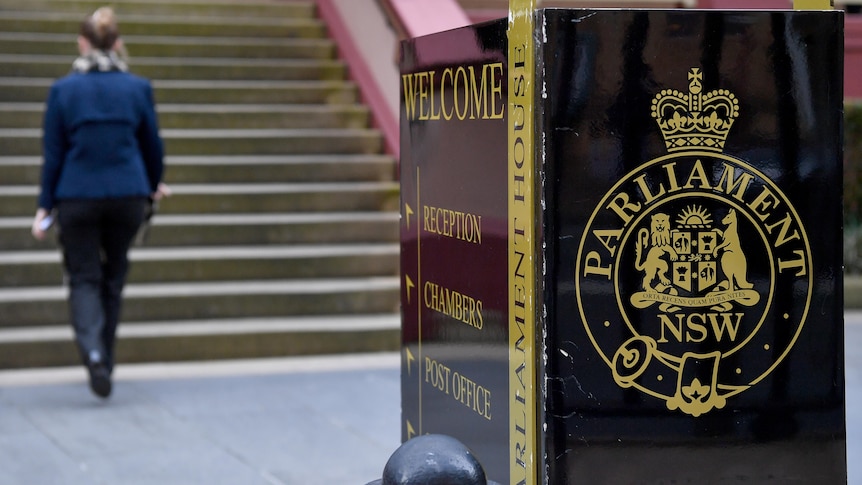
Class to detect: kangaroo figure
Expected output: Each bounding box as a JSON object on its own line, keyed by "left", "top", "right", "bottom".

{"left": 713, "top": 209, "right": 753, "bottom": 290}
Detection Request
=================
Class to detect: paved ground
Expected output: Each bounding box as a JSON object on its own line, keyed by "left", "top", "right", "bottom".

{"left": 0, "top": 353, "right": 401, "bottom": 485}
{"left": 842, "top": 310, "right": 862, "bottom": 484}
{"left": 0, "top": 312, "right": 860, "bottom": 485}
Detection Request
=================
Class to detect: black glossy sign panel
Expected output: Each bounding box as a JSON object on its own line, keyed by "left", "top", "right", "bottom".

{"left": 544, "top": 9, "right": 844, "bottom": 483}
{"left": 399, "top": 8, "right": 845, "bottom": 484}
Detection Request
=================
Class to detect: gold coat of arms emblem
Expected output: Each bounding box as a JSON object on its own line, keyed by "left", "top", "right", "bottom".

{"left": 575, "top": 68, "right": 813, "bottom": 417}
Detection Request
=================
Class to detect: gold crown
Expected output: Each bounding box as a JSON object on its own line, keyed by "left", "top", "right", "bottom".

{"left": 651, "top": 68, "right": 739, "bottom": 153}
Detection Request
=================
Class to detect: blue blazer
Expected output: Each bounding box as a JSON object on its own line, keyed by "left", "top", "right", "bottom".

{"left": 38, "top": 70, "right": 164, "bottom": 210}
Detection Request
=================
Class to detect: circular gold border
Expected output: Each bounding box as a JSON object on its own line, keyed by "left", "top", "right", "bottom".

{"left": 575, "top": 151, "right": 813, "bottom": 391}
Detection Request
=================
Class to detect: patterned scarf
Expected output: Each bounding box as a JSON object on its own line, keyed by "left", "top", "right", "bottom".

{"left": 71, "top": 50, "right": 128, "bottom": 73}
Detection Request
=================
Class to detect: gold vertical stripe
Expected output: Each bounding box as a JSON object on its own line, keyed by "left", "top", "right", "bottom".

{"left": 508, "top": 1, "right": 536, "bottom": 485}
{"left": 417, "top": 167, "right": 422, "bottom": 435}
{"left": 793, "top": 0, "right": 833, "bottom": 9}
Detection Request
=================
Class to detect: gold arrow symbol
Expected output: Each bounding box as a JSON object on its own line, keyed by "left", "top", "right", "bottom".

{"left": 406, "top": 420, "right": 416, "bottom": 440}
{"left": 406, "top": 347, "right": 415, "bottom": 376}
{"left": 405, "top": 203, "right": 414, "bottom": 230}
{"left": 405, "top": 275, "right": 415, "bottom": 305}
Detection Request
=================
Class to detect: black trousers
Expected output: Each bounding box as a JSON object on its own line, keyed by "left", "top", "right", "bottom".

{"left": 57, "top": 197, "right": 147, "bottom": 370}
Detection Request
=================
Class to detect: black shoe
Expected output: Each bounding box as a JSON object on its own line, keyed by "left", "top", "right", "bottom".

{"left": 87, "top": 361, "right": 112, "bottom": 399}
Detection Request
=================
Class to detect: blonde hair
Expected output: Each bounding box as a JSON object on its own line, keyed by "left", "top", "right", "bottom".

{"left": 80, "top": 7, "right": 119, "bottom": 50}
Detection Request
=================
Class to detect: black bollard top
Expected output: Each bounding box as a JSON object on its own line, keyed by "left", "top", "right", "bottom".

{"left": 369, "top": 434, "right": 493, "bottom": 485}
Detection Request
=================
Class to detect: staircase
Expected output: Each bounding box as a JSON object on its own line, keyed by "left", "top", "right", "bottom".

{"left": 0, "top": 0, "right": 401, "bottom": 368}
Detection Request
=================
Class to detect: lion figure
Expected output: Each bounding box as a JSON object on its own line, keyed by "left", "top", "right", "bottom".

{"left": 635, "top": 213, "right": 679, "bottom": 292}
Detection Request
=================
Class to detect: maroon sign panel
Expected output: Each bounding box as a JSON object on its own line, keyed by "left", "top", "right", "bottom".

{"left": 399, "top": 18, "right": 510, "bottom": 484}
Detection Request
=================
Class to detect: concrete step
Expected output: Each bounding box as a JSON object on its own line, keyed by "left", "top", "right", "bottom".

{"left": 0, "top": 11, "right": 327, "bottom": 39}
{"left": 0, "top": 244, "right": 399, "bottom": 287}
{"left": 0, "top": 0, "right": 317, "bottom": 20}
{"left": 0, "top": 277, "right": 400, "bottom": 327}
{"left": 0, "top": 54, "right": 346, "bottom": 81}
{"left": 0, "top": 182, "right": 400, "bottom": 216}
{"left": 143, "top": 182, "right": 401, "bottom": 214}
{"left": 0, "top": 314, "right": 399, "bottom": 368}
{"left": 0, "top": 78, "right": 359, "bottom": 104}
{"left": 0, "top": 128, "right": 383, "bottom": 156}
{"left": 0, "top": 32, "right": 336, "bottom": 59}
{"left": 162, "top": 154, "right": 396, "bottom": 182}
{"left": 0, "top": 103, "right": 371, "bottom": 129}
{"left": 0, "top": 154, "right": 394, "bottom": 184}
{"left": 0, "top": 212, "right": 400, "bottom": 250}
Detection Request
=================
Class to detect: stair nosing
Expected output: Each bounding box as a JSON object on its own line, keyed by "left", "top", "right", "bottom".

{"left": 0, "top": 11, "right": 324, "bottom": 27}
{"left": 0, "top": 154, "right": 394, "bottom": 166}
{"left": 0, "top": 181, "right": 398, "bottom": 197}
{"left": 1, "top": 0, "right": 315, "bottom": 8}
{"left": 0, "top": 314, "right": 400, "bottom": 342}
{"left": 0, "top": 212, "right": 400, "bottom": 228}
{"left": 0, "top": 77, "right": 356, "bottom": 89}
{"left": 0, "top": 128, "right": 381, "bottom": 137}
{"left": 0, "top": 104, "right": 368, "bottom": 113}
{"left": 0, "top": 32, "right": 334, "bottom": 47}
{"left": 0, "top": 53, "right": 343, "bottom": 67}
{"left": 0, "top": 276, "right": 400, "bottom": 302}
{"left": 0, "top": 243, "right": 400, "bottom": 264}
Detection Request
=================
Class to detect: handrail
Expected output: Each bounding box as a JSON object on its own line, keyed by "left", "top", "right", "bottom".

{"left": 316, "top": 0, "right": 400, "bottom": 159}
{"left": 377, "top": 0, "right": 471, "bottom": 39}
{"left": 377, "top": 0, "right": 409, "bottom": 43}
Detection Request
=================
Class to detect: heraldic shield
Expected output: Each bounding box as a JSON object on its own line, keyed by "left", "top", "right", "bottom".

{"left": 671, "top": 215, "right": 718, "bottom": 294}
